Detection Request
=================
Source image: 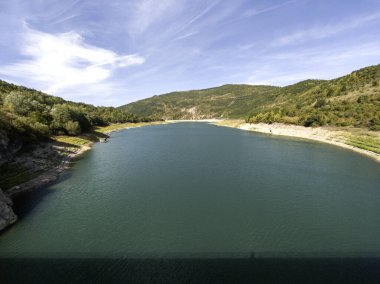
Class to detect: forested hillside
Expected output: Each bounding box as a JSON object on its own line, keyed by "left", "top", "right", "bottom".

{"left": 0, "top": 80, "right": 149, "bottom": 143}
{"left": 121, "top": 64, "right": 380, "bottom": 130}
{"left": 248, "top": 65, "right": 380, "bottom": 130}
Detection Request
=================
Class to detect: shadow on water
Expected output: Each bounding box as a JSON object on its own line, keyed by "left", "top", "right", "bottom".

{"left": 0, "top": 257, "right": 379, "bottom": 284}
{"left": 11, "top": 171, "right": 73, "bottom": 220}
{"left": 11, "top": 189, "right": 55, "bottom": 220}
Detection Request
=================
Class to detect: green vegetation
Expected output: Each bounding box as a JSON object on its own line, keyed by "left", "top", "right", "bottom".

{"left": 0, "top": 79, "right": 153, "bottom": 145}
{"left": 247, "top": 65, "right": 380, "bottom": 130}
{"left": 121, "top": 64, "right": 380, "bottom": 130}
{"left": 0, "top": 77, "right": 166, "bottom": 190}
{"left": 120, "top": 84, "right": 281, "bottom": 119}
{"left": 52, "top": 122, "right": 167, "bottom": 149}
{"left": 345, "top": 134, "right": 380, "bottom": 154}
{"left": 53, "top": 135, "right": 95, "bottom": 148}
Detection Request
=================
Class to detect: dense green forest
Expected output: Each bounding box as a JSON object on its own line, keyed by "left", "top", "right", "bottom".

{"left": 247, "top": 65, "right": 380, "bottom": 130}
{"left": 121, "top": 64, "right": 380, "bottom": 130}
{"left": 0, "top": 80, "right": 151, "bottom": 143}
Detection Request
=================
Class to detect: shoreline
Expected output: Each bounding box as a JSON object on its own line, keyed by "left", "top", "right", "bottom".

{"left": 5, "top": 121, "right": 167, "bottom": 198}
{"left": 7, "top": 119, "right": 378, "bottom": 198}
{"left": 5, "top": 143, "right": 93, "bottom": 198}
{"left": 0, "top": 121, "right": 166, "bottom": 231}
{"left": 213, "top": 120, "right": 380, "bottom": 164}
{"left": 167, "top": 119, "right": 222, "bottom": 123}
{"left": 0, "top": 142, "right": 93, "bottom": 231}
{"left": 99, "top": 121, "right": 168, "bottom": 135}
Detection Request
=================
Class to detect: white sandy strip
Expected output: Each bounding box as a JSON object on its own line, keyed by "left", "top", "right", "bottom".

{"left": 167, "top": 119, "right": 223, "bottom": 123}
{"left": 216, "top": 122, "right": 380, "bottom": 164}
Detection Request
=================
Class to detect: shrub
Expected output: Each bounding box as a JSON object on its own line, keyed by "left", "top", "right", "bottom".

{"left": 303, "top": 114, "right": 326, "bottom": 127}
{"left": 65, "top": 121, "right": 81, "bottom": 135}
{"left": 315, "top": 99, "right": 327, "bottom": 108}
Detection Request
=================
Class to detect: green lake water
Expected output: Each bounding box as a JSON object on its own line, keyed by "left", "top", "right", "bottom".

{"left": 1, "top": 123, "right": 380, "bottom": 282}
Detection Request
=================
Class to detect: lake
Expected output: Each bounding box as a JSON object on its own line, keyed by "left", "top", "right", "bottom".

{"left": 1, "top": 122, "right": 380, "bottom": 282}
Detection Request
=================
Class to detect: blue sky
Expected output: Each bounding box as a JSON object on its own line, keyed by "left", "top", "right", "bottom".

{"left": 0, "top": 0, "right": 380, "bottom": 106}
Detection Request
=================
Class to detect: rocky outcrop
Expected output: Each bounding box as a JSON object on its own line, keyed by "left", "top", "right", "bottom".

{"left": 0, "top": 129, "right": 23, "bottom": 167}
{"left": 0, "top": 188, "right": 17, "bottom": 231}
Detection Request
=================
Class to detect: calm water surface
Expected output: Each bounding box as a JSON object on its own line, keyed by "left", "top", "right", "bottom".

{"left": 1, "top": 123, "right": 380, "bottom": 258}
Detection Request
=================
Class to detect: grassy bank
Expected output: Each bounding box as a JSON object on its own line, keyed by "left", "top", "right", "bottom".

{"left": 96, "top": 121, "right": 167, "bottom": 134}
{"left": 341, "top": 133, "right": 380, "bottom": 155}
{"left": 53, "top": 121, "right": 167, "bottom": 149}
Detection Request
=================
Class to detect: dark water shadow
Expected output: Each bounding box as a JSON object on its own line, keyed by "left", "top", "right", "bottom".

{"left": 10, "top": 171, "right": 72, "bottom": 220}
{"left": 11, "top": 188, "right": 56, "bottom": 220}
{"left": 0, "top": 257, "right": 379, "bottom": 284}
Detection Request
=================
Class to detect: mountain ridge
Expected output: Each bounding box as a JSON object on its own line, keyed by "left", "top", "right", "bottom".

{"left": 120, "top": 64, "right": 380, "bottom": 129}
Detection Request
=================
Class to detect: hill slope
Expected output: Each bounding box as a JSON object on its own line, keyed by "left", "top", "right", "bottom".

{"left": 121, "top": 84, "right": 284, "bottom": 120}
{"left": 121, "top": 64, "right": 380, "bottom": 129}
{"left": 0, "top": 80, "right": 150, "bottom": 165}
{"left": 248, "top": 65, "right": 380, "bottom": 129}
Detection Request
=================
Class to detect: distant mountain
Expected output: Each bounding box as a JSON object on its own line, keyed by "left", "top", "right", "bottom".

{"left": 120, "top": 64, "right": 380, "bottom": 130}
{"left": 121, "top": 84, "right": 281, "bottom": 120}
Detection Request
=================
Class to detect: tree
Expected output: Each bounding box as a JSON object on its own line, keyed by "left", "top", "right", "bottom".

{"left": 3, "top": 91, "right": 44, "bottom": 115}
{"left": 65, "top": 121, "right": 81, "bottom": 135}
{"left": 315, "top": 99, "right": 327, "bottom": 108}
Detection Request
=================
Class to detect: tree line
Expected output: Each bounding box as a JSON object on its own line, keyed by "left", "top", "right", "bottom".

{"left": 0, "top": 80, "right": 154, "bottom": 142}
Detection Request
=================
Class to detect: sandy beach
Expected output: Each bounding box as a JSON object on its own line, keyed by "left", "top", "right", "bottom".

{"left": 167, "top": 119, "right": 222, "bottom": 123}
{"left": 213, "top": 120, "right": 380, "bottom": 164}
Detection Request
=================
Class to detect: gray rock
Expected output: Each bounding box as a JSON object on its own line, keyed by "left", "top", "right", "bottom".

{"left": 0, "top": 129, "right": 22, "bottom": 166}
{"left": 0, "top": 188, "right": 17, "bottom": 231}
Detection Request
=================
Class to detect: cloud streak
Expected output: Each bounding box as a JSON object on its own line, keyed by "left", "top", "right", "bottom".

{"left": 174, "top": 0, "right": 221, "bottom": 35}
{"left": 0, "top": 27, "right": 144, "bottom": 96}
{"left": 244, "top": 0, "right": 297, "bottom": 17}
{"left": 127, "top": 0, "right": 183, "bottom": 35}
{"left": 247, "top": 42, "right": 380, "bottom": 86}
{"left": 274, "top": 11, "right": 380, "bottom": 46}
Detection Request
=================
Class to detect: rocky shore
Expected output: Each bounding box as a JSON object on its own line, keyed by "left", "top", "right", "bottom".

{"left": 0, "top": 188, "right": 17, "bottom": 231}
{"left": 0, "top": 141, "right": 92, "bottom": 232}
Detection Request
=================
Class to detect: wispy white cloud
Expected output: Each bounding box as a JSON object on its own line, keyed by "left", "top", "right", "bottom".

{"left": 0, "top": 27, "right": 144, "bottom": 96}
{"left": 247, "top": 42, "right": 380, "bottom": 86}
{"left": 223, "top": 0, "right": 296, "bottom": 30}
{"left": 274, "top": 11, "right": 380, "bottom": 46}
{"left": 127, "top": 0, "right": 184, "bottom": 36}
{"left": 51, "top": 13, "right": 80, "bottom": 25}
{"left": 52, "top": 0, "right": 82, "bottom": 19}
{"left": 174, "top": 31, "right": 199, "bottom": 41}
{"left": 174, "top": 0, "right": 221, "bottom": 35}
{"left": 268, "top": 42, "right": 380, "bottom": 64}
{"left": 237, "top": 43, "right": 257, "bottom": 51}
{"left": 244, "top": 0, "right": 297, "bottom": 17}
{"left": 1, "top": 0, "right": 380, "bottom": 105}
